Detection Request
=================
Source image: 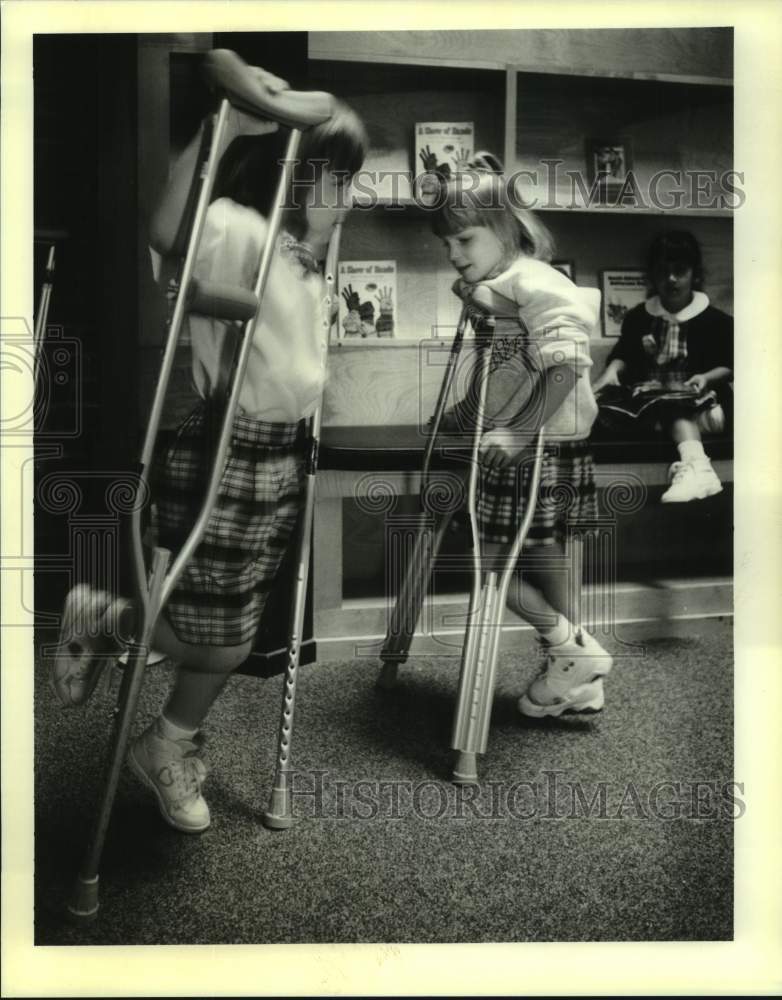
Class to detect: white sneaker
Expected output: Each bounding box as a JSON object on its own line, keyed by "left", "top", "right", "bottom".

{"left": 51, "top": 584, "right": 167, "bottom": 708}
{"left": 518, "top": 631, "right": 613, "bottom": 718}
{"left": 51, "top": 584, "right": 135, "bottom": 708}
{"left": 127, "top": 719, "right": 211, "bottom": 833}
{"left": 661, "top": 459, "right": 722, "bottom": 503}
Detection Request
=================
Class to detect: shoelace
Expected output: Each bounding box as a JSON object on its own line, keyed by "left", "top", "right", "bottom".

{"left": 668, "top": 461, "right": 694, "bottom": 483}
{"left": 538, "top": 630, "right": 588, "bottom": 676}
{"left": 157, "top": 744, "right": 207, "bottom": 808}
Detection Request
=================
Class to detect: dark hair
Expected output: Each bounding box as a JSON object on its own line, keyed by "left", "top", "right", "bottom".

{"left": 211, "top": 99, "right": 367, "bottom": 239}
{"left": 647, "top": 230, "right": 704, "bottom": 290}
{"left": 430, "top": 151, "right": 554, "bottom": 261}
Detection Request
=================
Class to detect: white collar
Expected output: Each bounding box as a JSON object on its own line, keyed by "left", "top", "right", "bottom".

{"left": 645, "top": 291, "right": 710, "bottom": 322}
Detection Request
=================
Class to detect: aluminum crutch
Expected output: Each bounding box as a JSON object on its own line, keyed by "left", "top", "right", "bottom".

{"left": 376, "top": 303, "right": 471, "bottom": 690}
{"left": 450, "top": 335, "right": 546, "bottom": 785}
{"left": 67, "top": 52, "right": 334, "bottom": 920}
{"left": 34, "top": 243, "right": 56, "bottom": 389}
{"left": 262, "top": 221, "right": 343, "bottom": 830}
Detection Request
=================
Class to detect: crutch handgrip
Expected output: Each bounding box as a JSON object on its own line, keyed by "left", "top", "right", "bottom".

{"left": 204, "top": 50, "right": 334, "bottom": 128}
{"left": 188, "top": 278, "right": 259, "bottom": 322}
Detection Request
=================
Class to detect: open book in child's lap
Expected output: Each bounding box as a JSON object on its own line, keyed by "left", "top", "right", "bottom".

{"left": 595, "top": 379, "right": 723, "bottom": 428}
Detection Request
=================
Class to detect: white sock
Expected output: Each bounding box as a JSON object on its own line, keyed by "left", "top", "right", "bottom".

{"left": 677, "top": 439, "right": 706, "bottom": 464}
{"left": 537, "top": 613, "right": 575, "bottom": 648}
{"left": 159, "top": 713, "right": 198, "bottom": 742}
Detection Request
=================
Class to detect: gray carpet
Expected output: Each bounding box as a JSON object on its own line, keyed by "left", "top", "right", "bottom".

{"left": 34, "top": 618, "right": 734, "bottom": 944}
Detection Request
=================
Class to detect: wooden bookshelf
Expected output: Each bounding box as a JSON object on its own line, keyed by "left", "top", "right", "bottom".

{"left": 305, "top": 29, "right": 734, "bottom": 626}
{"left": 307, "top": 28, "right": 733, "bottom": 84}
{"left": 307, "top": 29, "right": 735, "bottom": 344}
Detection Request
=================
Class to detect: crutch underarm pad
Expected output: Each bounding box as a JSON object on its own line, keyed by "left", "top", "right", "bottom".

{"left": 188, "top": 279, "right": 259, "bottom": 321}
{"left": 204, "top": 50, "right": 335, "bottom": 128}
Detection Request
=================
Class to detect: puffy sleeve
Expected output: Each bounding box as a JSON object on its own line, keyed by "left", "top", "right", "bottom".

{"left": 706, "top": 307, "right": 733, "bottom": 372}
{"left": 606, "top": 304, "right": 651, "bottom": 382}
{"left": 533, "top": 285, "right": 596, "bottom": 373}
{"left": 194, "top": 198, "right": 269, "bottom": 290}
{"left": 477, "top": 258, "right": 597, "bottom": 371}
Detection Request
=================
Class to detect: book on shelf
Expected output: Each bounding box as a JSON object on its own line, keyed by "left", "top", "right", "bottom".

{"left": 337, "top": 261, "right": 397, "bottom": 340}
{"left": 414, "top": 122, "right": 474, "bottom": 204}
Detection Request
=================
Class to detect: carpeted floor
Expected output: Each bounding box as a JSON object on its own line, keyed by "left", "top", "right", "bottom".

{"left": 34, "top": 618, "right": 734, "bottom": 945}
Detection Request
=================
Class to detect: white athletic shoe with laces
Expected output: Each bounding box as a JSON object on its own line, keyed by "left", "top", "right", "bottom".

{"left": 661, "top": 459, "right": 722, "bottom": 503}
{"left": 127, "top": 718, "right": 211, "bottom": 833}
{"left": 518, "top": 630, "right": 613, "bottom": 718}
{"left": 51, "top": 584, "right": 167, "bottom": 708}
{"left": 51, "top": 584, "right": 135, "bottom": 708}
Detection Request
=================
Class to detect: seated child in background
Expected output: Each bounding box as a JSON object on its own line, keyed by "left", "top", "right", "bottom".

{"left": 592, "top": 230, "right": 733, "bottom": 503}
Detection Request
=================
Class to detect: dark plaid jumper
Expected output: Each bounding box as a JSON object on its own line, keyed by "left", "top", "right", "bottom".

{"left": 466, "top": 309, "right": 599, "bottom": 547}
{"left": 154, "top": 403, "right": 304, "bottom": 646}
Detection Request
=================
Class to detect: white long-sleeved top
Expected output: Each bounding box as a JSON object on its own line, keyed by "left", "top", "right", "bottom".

{"left": 455, "top": 255, "right": 600, "bottom": 439}
{"left": 188, "top": 198, "right": 329, "bottom": 422}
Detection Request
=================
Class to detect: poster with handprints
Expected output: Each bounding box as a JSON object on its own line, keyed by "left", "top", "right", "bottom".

{"left": 337, "top": 261, "right": 397, "bottom": 340}
{"left": 414, "top": 122, "right": 474, "bottom": 204}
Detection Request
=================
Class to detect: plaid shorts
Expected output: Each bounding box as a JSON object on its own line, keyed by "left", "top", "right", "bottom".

{"left": 153, "top": 402, "right": 305, "bottom": 647}
{"left": 475, "top": 439, "right": 598, "bottom": 546}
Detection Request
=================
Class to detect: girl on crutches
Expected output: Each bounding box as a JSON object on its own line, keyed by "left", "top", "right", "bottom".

{"left": 431, "top": 153, "right": 613, "bottom": 725}
{"left": 52, "top": 54, "right": 367, "bottom": 840}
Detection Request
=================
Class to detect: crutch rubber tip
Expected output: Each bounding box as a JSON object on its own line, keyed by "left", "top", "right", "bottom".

{"left": 376, "top": 662, "right": 399, "bottom": 691}
{"left": 262, "top": 788, "right": 294, "bottom": 830}
{"left": 67, "top": 875, "right": 99, "bottom": 921}
{"left": 451, "top": 751, "right": 479, "bottom": 785}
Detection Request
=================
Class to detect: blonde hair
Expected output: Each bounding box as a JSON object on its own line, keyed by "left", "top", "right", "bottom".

{"left": 430, "top": 151, "right": 554, "bottom": 262}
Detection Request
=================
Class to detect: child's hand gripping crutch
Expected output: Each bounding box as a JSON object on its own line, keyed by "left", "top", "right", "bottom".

{"left": 376, "top": 304, "right": 471, "bottom": 691}
{"left": 67, "top": 51, "right": 335, "bottom": 921}
{"left": 450, "top": 336, "right": 546, "bottom": 786}
{"left": 262, "top": 221, "right": 342, "bottom": 830}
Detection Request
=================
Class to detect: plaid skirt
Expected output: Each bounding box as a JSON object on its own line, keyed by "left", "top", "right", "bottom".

{"left": 475, "top": 439, "right": 597, "bottom": 546}
{"left": 153, "top": 402, "right": 305, "bottom": 647}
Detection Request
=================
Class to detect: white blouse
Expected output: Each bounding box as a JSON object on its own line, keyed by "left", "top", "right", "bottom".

{"left": 188, "top": 198, "right": 329, "bottom": 422}
{"left": 459, "top": 255, "right": 598, "bottom": 371}
{"left": 454, "top": 255, "right": 600, "bottom": 439}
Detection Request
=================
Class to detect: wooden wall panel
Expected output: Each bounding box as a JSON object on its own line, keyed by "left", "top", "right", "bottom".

{"left": 309, "top": 28, "right": 733, "bottom": 82}
{"left": 307, "top": 61, "right": 505, "bottom": 201}
{"left": 323, "top": 341, "right": 472, "bottom": 427}
{"left": 513, "top": 74, "right": 733, "bottom": 209}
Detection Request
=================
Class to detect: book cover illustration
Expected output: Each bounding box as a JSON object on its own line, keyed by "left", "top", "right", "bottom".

{"left": 337, "top": 261, "right": 397, "bottom": 340}
{"left": 599, "top": 269, "right": 647, "bottom": 337}
{"left": 414, "top": 122, "right": 474, "bottom": 203}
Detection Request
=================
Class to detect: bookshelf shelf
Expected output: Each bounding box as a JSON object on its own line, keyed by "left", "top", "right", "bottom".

{"left": 534, "top": 205, "right": 734, "bottom": 219}
{"left": 353, "top": 197, "right": 734, "bottom": 219}
{"left": 308, "top": 29, "right": 733, "bottom": 85}
{"left": 306, "top": 30, "right": 734, "bottom": 340}
{"left": 310, "top": 50, "right": 732, "bottom": 89}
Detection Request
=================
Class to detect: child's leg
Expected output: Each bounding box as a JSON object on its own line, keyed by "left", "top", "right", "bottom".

{"left": 127, "top": 412, "right": 303, "bottom": 831}
{"left": 127, "top": 622, "right": 254, "bottom": 834}
{"left": 162, "top": 666, "right": 234, "bottom": 731}
{"left": 663, "top": 417, "right": 722, "bottom": 502}
{"left": 508, "top": 539, "right": 612, "bottom": 717}
{"left": 504, "top": 539, "right": 577, "bottom": 643}
{"left": 478, "top": 451, "right": 610, "bottom": 717}
{"left": 152, "top": 615, "right": 252, "bottom": 729}
{"left": 671, "top": 416, "right": 701, "bottom": 445}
